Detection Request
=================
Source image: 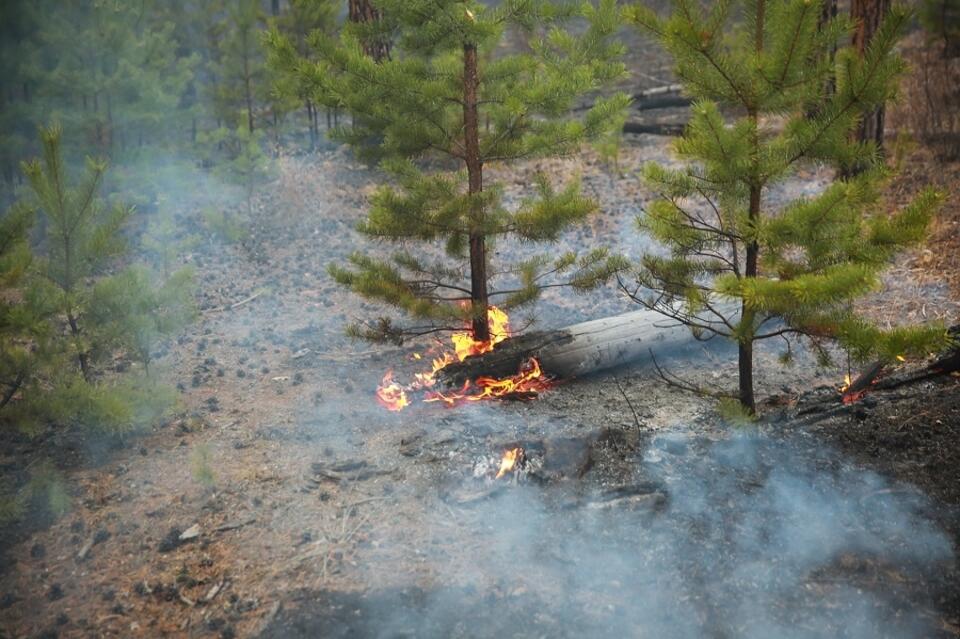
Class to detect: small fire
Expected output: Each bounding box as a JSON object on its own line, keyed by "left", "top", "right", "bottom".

{"left": 495, "top": 447, "right": 525, "bottom": 479}
{"left": 375, "top": 371, "right": 409, "bottom": 411}
{"left": 375, "top": 307, "right": 552, "bottom": 411}
{"left": 839, "top": 373, "right": 852, "bottom": 393}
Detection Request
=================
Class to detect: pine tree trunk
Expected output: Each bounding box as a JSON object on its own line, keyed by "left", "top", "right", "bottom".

{"left": 348, "top": 0, "right": 392, "bottom": 62}
{"left": 851, "top": 0, "right": 891, "bottom": 154}
{"left": 739, "top": 186, "right": 761, "bottom": 415}
{"left": 806, "top": 0, "right": 838, "bottom": 117}
{"left": 738, "top": 3, "right": 765, "bottom": 415}
{"left": 463, "top": 43, "right": 490, "bottom": 342}
{"left": 67, "top": 312, "right": 92, "bottom": 383}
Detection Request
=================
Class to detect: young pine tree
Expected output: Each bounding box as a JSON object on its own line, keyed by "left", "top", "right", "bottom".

{"left": 268, "top": 0, "right": 629, "bottom": 342}
{"left": 198, "top": 120, "right": 273, "bottom": 216}
{"left": 625, "top": 1, "right": 946, "bottom": 413}
{"left": 22, "top": 125, "right": 132, "bottom": 383}
{"left": 12, "top": 124, "right": 191, "bottom": 432}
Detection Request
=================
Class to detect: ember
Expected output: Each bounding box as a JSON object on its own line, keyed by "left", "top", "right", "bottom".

{"left": 495, "top": 447, "right": 525, "bottom": 479}
{"left": 375, "top": 307, "right": 553, "bottom": 410}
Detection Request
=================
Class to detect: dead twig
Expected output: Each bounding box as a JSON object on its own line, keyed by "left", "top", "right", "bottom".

{"left": 613, "top": 376, "right": 642, "bottom": 430}
{"left": 649, "top": 349, "right": 736, "bottom": 400}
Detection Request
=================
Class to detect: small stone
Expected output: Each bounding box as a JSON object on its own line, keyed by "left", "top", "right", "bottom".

{"left": 158, "top": 528, "right": 184, "bottom": 552}
{"left": 179, "top": 524, "right": 201, "bottom": 541}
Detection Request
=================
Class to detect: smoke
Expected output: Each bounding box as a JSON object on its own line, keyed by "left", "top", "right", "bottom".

{"left": 263, "top": 424, "right": 954, "bottom": 639}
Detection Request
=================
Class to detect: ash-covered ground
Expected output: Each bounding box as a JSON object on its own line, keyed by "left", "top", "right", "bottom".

{"left": 0, "top": 138, "right": 957, "bottom": 638}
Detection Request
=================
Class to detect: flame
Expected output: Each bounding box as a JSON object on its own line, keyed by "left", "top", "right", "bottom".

{"left": 839, "top": 373, "right": 852, "bottom": 393}
{"left": 423, "top": 358, "right": 548, "bottom": 407}
{"left": 374, "top": 307, "right": 552, "bottom": 411}
{"left": 451, "top": 306, "right": 510, "bottom": 362}
{"left": 375, "top": 371, "right": 409, "bottom": 411}
{"left": 495, "top": 447, "right": 524, "bottom": 479}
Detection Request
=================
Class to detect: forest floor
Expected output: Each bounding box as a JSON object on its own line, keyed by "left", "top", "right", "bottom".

{"left": 0, "top": 136, "right": 958, "bottom": 639}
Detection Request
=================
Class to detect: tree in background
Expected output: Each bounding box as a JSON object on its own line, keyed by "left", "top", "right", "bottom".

{"left": 269, "top": 0, "right": 629, "bottom": 342}
{"left": 267, "top": 0, "right": 341, "bottom": 148}
{"left": 35, "top": 0, "right": 196, "bottom": 156}
{"left": 625, "top": 0, "right": 946, "bottom": 413}
{"left": 211, "top": 0, "right": 268, "bottom": 135}
{"left": 0, "top": 2, "right": 42, "bottom": 196}
{"left": 348, "top": 0, "right": 392, "bottom": 62}
{"left": 920, "top": 0, "right": 960, "bottom": 56}
{"left": 849, "top": 0, "right": 892, "bottom": 163}
{"left": 198, "top": 120, "right": 274, "bottom": 216}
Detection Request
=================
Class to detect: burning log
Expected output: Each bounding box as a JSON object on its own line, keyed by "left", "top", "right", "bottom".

{"left": 437, "top": 308, "right": 707, "bottom": 388}
{"left": 840, "top": 360, "right": 885, "bottom": 404}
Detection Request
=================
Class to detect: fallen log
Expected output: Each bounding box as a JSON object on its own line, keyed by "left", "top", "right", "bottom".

{"left": 622, "top": 120, "right": 687, "bottom": 136}
{"left": 438, "top": 308, "right": 718, "bottom": 387}
{"left": 575, "top": 84, "right": 689, "bottom": 113}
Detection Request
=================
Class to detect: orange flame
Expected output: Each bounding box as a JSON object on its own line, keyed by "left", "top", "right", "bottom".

{"left": 375, "top": 371, "right": 409, "bottom": 412}
{"left": 423, "top": 358, "right": 549, "bottom": 407}
{"left": 495, "top": 447, "right": 524, "bottom": 479}
{"left": 374, "top": 307, "right": 552, "bottom": 411}
{"left": 839, "top": 373, "right": 852, "bottom": 393}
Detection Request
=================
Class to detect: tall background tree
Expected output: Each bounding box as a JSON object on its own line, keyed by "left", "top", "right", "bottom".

{"left": 850, "top": 0, "right": 893, "bottom": 164}
{"left": 624, "top": 0, "right": 947, "bottom": 413}
{"left": 268, "top": 0, "right": 630, "bottom": 342}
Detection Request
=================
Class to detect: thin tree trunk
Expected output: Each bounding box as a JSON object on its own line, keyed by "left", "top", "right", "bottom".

{"left": 463, "top": 43, "right": 489, "bottom": 342}
{"left": 67, "top": 312, "right": 92, "bottom": 382}
{"left": 740, "top": 186, "right": 761, "bottom": 414}
{"left": 738, "top": 1, "right": 765, "bottom": 415}
{"left": 243, "top": 30, "right": 255, "bottom": 133}
{"left": 851, "top": 0, "right": 892, "bottom": 153}
{"left": 348, "top": 0, "right": 391, "bottom": 62}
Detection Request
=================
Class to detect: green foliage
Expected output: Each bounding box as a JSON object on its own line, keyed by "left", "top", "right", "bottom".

{"left": 142, "top": 207, "right": 201, "bottom": 280}
{"left": 1, "top": 125, "right": 193, "bottom": 435}
{"left": 202, "top": 207, "right": 250, "bottom": 244}
{"left": 919, "top": 0, "right": 960, "bottom": 53}
{"left": 270, "top": 0, "right": 630, "bottom": 339}
{"left": 198, "top": 122, "right": 274, "bottom": 214}
{"left": 209, "top": 0, "right": 268, "bottom": 133}
{"left": 0, "top": 462, "right": 70, "bottom": 524}
{"left": 626, "top": 1, "right": 946, "bottom": 411}
{"left": 191, "top": 444, "right": 216, "bottom": 488}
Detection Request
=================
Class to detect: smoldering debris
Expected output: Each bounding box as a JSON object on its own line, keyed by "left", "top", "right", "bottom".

{"left": 261, "top": 431, "right": 954, "bottom": 639}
